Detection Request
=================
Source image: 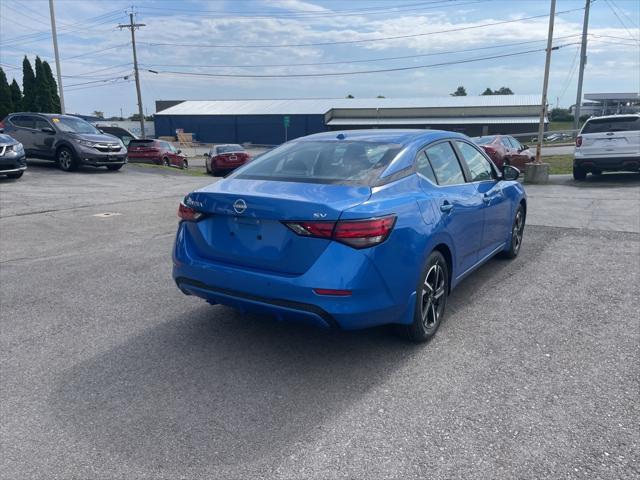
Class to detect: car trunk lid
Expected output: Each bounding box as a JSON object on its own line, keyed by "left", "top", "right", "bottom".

{"left": 183, "top": 178, "right": 371, "bottom": 274}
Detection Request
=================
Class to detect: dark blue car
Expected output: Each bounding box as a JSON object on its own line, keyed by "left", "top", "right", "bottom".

{"left": 173, "top": 129, "right": 526, "bottom": 341}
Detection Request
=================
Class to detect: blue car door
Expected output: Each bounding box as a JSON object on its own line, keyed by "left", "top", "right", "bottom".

{"left": 454, "top": 140, "right": 512, "bottom": 259}
{"left": 419, "top": 141, "right": 484, "bottom": 276}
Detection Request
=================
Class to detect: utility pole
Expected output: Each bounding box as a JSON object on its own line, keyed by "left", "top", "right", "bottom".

{"left": 535, "top": 0, "right": 556, "bottom": 164}
{"left": 119, "top": 13, "right": 146, "bottom": 138}
{"left": 48, "top": 0, "right": 65, "bottom": 113}
{"left": 573, "top": 0, "right": 591, "bottom": 132}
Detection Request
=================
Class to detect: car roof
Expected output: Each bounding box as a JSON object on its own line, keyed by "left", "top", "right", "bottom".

{"left": 300, "top": 129, "right": 469, "bottom": 145}
{"left": 9, "top": 112, "right": 86, "bottom": 121}
{"left": 585, "top": 113, "right": 640, "bottom": 121}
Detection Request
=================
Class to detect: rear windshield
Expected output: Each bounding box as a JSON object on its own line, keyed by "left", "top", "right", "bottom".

{"left": 232, "top": 140, "right": 402, "bottom": 185}
{"left": 128, "top": 139, "right": 155, "bottom": 146}
{"left": 473, "top": 136, "right": 496, "bottom": 145}
{"left": 217, "top": 144, "right": 244, "bottom": 154}
{"left": 582, "top": 117, "right": 639, "bottom": 134}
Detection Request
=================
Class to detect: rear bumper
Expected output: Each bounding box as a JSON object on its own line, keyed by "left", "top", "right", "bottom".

{"left": 172, "top": 224, "right": 414, "bottom": 330}
{"left": 574, "top": 155, "right": 640, "bottom": 170}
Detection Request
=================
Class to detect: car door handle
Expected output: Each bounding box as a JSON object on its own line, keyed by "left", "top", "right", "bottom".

{"left": 483, "top": 191, "right": 503, "bottom": 203}
{"left": 440, "top": 202, "right": 453, "bottom": 213}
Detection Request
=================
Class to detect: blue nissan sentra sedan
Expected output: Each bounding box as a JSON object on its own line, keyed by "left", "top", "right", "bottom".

{"left": 173, "top": 129, "right": 526, "bottom": 342}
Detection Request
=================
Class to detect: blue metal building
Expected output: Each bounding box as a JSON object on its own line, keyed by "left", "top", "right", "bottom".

{"left": 154, "top": 96, "right": 544, "bottom": 144}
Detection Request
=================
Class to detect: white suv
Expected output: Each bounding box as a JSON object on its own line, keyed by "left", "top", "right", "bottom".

{"left": 573, "top": 114, "right": 640, "bottom": 180}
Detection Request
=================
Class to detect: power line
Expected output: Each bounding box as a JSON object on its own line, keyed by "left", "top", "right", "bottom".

{"left": 148, "top": 43, "right": 576, "bottom": 79}
{"left": 137, "top": 0, "right": 474, "bottom": 19}
{"left": 142, "top": 35, "right": 582, "bottom": 70}
{"left": 62, "top": 43, "right": 129, "bottom": 61}
{"left": 603, "top": 0, "right": 640, "bottom": 41}
{"left": 138, "top": 7, "right": 584, "bottom": 49}
{"left": 609, "top": 0, "right": 640, "bottom": 28}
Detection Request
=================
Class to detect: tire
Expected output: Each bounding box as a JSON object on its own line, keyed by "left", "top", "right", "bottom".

{"left": 501, "top": 204, "right": 525, "bottom": 259}
{"left": 106, "top": 164, "right": 123, "bottom": 171}
{"left": 182, "top": 159, "right": 188, "bottom": 170}
{"left": 6, "top": 171, "right": 24, "bottom": 179}
{"left": 162, "top": 157, "right": 170, "bottom": 167}
{"left": 57, "top": 147, "right": 78, "bottom": 171}
{"left": 573, "top": 165, "right": 587, "bottom": 180}
{"left": 397, "top": 250, "right": 449, "bottom": 343}
{"left": 205, "top": 159, "right": 211, "bottom": 174}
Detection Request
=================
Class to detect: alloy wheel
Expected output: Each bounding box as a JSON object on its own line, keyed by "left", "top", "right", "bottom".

{"left": 512, "top": 210, "right": 524, "bottom": 254}
{"left": 421, "top": 263, "right": 446, "bottom": 331}
{"left": 59, "top": 150, "right": 72, "bottom": 170}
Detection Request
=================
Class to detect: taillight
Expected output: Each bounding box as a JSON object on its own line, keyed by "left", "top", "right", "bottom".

{"left": 178, "top": 202, "right": 203, "bottom": 221}
{"left": 576, "top": 135, "right": 582, "bottom": 147}
{"left": 284, "top": 216, "right": 396, "bottom": 249}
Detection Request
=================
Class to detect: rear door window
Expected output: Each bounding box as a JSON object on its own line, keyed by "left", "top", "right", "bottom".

{"left": 508, "top": 137, "right": 522, "bottom": 149}
{"left": 424, "top": 142, "right": 466, "bottom": 185}
{"left": 500, "top": 137, "right": 512, "bottom": 148}
{"left": 455, "top": 141, "right": 495, "bottom": 182}
{"left": 10, "top": 115, "right": 34, "bottom": 129}
{"left": 582, "top": 117, "right": 640, "bottom": 134}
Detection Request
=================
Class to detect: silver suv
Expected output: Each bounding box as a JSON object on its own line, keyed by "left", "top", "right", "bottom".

{"left": 1, "top": 113, "right": 127, "bottom": 172}
{"left": 573, "top": 114, "right": 640, "bottom": 180}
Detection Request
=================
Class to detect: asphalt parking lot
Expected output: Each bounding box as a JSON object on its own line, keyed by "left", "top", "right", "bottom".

{"left": 1, "top": 164, "right": 639, "bottom": 479}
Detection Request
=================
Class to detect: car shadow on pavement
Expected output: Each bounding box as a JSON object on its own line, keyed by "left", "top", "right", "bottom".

{"left": 51, "top": 306, "right": 418, "bottom": 469}
{"left": 568, "top": 172, "right": 640, "bottom": 188}
{"left": 50, "top": 238, "right": 537, "bottom": 471}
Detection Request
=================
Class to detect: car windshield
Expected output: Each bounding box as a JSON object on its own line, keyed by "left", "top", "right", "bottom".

{"left": 582, "top": 117, "right": 640, "bottom": 134}
{"left": 232, "top": 140, "right": 402, "bottom": 185}
{"left": 217, "top": 145, "right": 244, "bottom": 154}
{"left": 54, "top": 117, "right": 100, "bottom": 134}
{"left": 473, "top": 136, "right": 496, "bottom": 145}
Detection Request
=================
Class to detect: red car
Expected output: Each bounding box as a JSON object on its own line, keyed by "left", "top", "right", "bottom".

{"left": 472, "top": 135, "right": 534, "bottom": 169}
{"left": 127, "top": 139, "right": 188, "bottom": 169}
{"left": 205, "top": 144, "right": 250, "bottom": 176}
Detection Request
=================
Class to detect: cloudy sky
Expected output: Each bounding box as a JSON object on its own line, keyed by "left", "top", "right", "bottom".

{"left": 1, "top": 0, "right": 638, "bottom": 117}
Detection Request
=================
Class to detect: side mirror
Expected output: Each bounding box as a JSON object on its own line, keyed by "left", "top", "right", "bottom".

{"left": 177, "top": 149, "right": 182, "bottom": 154}
{"left": 203, "top": 152, "right": 210, "bottom": 157}
{"left": 42, "top": 127, "right": 55, "bottom": 134}
{"left": 502, "top": 165, "right": 520, "bottom": 181}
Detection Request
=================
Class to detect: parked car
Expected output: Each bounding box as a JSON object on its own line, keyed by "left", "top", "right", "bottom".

{"left": 0, "top": 113, "right": 127, "bottom": 171}
{"left": 173, "top": 129, "right": 526, "bottom": 342}
{"left": 95, "top": 125, "right": 137, "bottom": 146}
{"left": 127, "top": 139, "right": 188, "bottom": 169}
{"left": 472, "top": 134, "right": 534, "bottom": 169}
{"left": 204, "top": 144, "right": 250, "bottom": 176}
{"left": 0, "top": 133, "right": 27, "bottom": 179}
{"left": 573, "top": 114, "right": 640, "bottom": 180}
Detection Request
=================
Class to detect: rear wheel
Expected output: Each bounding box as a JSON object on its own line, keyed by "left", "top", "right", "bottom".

{"left": 182, "top": 159, "right": 188, "bottom": 169}
{"left": 205, "top": 159, "right": 211, "bottom": 173}
{"left": 397, "top": 251, "right": 448, "bottom": 342}
{"left": 6, "top": 171, "right": 24, "bottom": 179}
{"left": 57, "top": 147, "right": 78, "bottom": 171}
{"left": 162, "top": 157, "right": 170, "bottom": 167}
{"left": 573, "top": 165, "right": 587, "bottom": 180}
{"left": 106, "top": 164, "right": 123, "bottom": 171}
{"left": 501, "top": 205, "right": 525, "bottom": 259}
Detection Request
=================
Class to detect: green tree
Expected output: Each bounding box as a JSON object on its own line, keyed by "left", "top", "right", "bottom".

{"left": 92, "top": 110, "right": 104, "bottom": 119}
{"left": 481, "top": 87, "right": 494, "bottom": 95}
{"left": 376, "top": 95, "right": 386, "bottom": 98}
{"left": 22, "top": 56, "right": 37, "bottom": 111}
{"left": 34, "top": 57, "right": 52, "bottom": 112}
{"left": 10, "top": 79, "right": 22, "bottom": 111}
{"left": 450, "top": 86, "right": 467, "bottom": 96}
{"left": 495, "top": 86, "right": 514, "bottom": 95}
{"left": 0, "top": 67, "right": 13, "bottom": 119}
{"left": 42, "top": 61, "right": 61, "bottom": 113}
{"left": 346, "top": 94, "right": 354, "bottom": 98}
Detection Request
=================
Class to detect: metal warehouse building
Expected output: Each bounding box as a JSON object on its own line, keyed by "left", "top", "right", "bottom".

{"left": 154, "top": 95, "right": 544, "bottom": 145}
